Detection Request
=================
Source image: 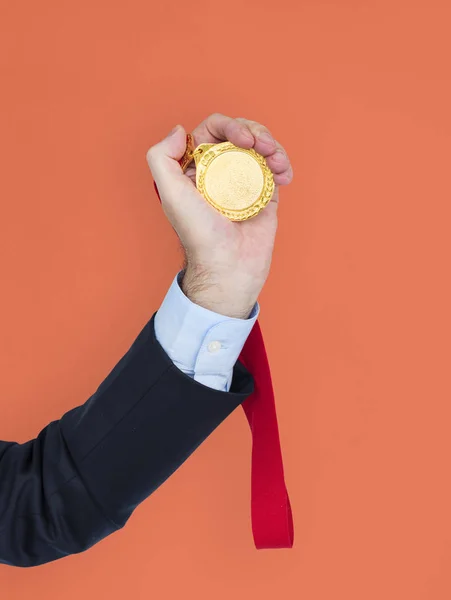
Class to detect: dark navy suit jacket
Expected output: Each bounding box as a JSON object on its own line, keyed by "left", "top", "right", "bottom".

{"left": 0, "top": 316, "right": 253, "bottom": 567}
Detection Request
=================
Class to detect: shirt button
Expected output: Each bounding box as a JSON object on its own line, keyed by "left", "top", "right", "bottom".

{"left": 207, "top": 341, "right": 222, "bottom": 353}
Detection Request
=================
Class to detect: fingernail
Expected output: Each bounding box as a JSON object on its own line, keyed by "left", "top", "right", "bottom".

{"left": 168, "top": 125, "right": 179, "bottom": 137}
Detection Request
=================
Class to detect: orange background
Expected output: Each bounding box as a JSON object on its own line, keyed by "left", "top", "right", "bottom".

{"left": 1, "top": 1, "right": 451, "bottom": 598}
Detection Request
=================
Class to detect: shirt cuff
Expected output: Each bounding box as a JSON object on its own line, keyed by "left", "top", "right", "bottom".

{"left": 154, "top": 272, "right": 259, "bottom": 391}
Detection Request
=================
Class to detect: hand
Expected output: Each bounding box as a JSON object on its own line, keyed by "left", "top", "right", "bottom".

{"left": 146, "top": 114, "right": 293, "bottom": 319}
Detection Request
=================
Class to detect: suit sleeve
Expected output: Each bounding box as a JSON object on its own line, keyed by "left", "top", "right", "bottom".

{"left": 0, "top": 315, "right": 253, "bottom": 567}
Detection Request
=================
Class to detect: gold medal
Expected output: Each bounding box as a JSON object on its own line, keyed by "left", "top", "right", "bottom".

{"left": 180, "top": 134, "right": 274, "bottom": 221}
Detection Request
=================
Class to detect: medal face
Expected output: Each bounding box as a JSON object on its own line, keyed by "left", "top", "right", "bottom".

{"left": 194, "top": 142, "right": 274, "bottom": 221}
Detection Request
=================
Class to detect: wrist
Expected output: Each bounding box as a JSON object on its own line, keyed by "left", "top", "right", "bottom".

{"left": 181, "top": 264, "right": 260, "bottom": 319}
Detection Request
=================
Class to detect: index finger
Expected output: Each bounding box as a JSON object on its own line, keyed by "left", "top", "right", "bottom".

{"left": 192, "top": 113, "right": 255, "bottom": 149}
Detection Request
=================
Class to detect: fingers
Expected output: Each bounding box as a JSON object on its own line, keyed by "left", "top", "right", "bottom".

{"left": 149, "top": 115, "right": 294, "bottom": 198}
{"left": 193, "top": 113, "right": 255, "bottom": 149}
{"left": 235, "top": 118, "right": 293, "bottom": 185}
{"left": 235, "top": 118, "right": 276, "bottom": 155}
{"left": 269, "top": 148, "right": 293, "bottom": 185}
{"left": 193, "top": 114, "right": 293, "bottom": 186}
{"left": 273, "top": 167, "right": 293, "bottom": 186}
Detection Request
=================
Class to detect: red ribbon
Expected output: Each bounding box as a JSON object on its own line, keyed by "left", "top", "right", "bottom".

{"left": 153, "top": 142, "right": 294, "bottom": 549}
{"left": 239, "top": 321, "right": 294, "bottom": 549}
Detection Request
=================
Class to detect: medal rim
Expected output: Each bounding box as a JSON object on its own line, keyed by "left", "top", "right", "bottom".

{"left": 195, "top": 142, "right": 274, "bottom": 221}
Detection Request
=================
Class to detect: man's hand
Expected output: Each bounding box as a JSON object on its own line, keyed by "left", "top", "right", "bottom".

{"left": 146, "top": 114, "right": 293, "bottom": 319}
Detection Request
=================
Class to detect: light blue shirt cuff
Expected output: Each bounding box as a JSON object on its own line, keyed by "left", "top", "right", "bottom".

{"left": 154, "top": 273, "right": 259, "bottom": 392}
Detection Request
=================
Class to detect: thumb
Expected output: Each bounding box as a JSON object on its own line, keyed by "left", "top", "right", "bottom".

{"left": 146, "top": 125, "right": 187, "bottom": 193}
